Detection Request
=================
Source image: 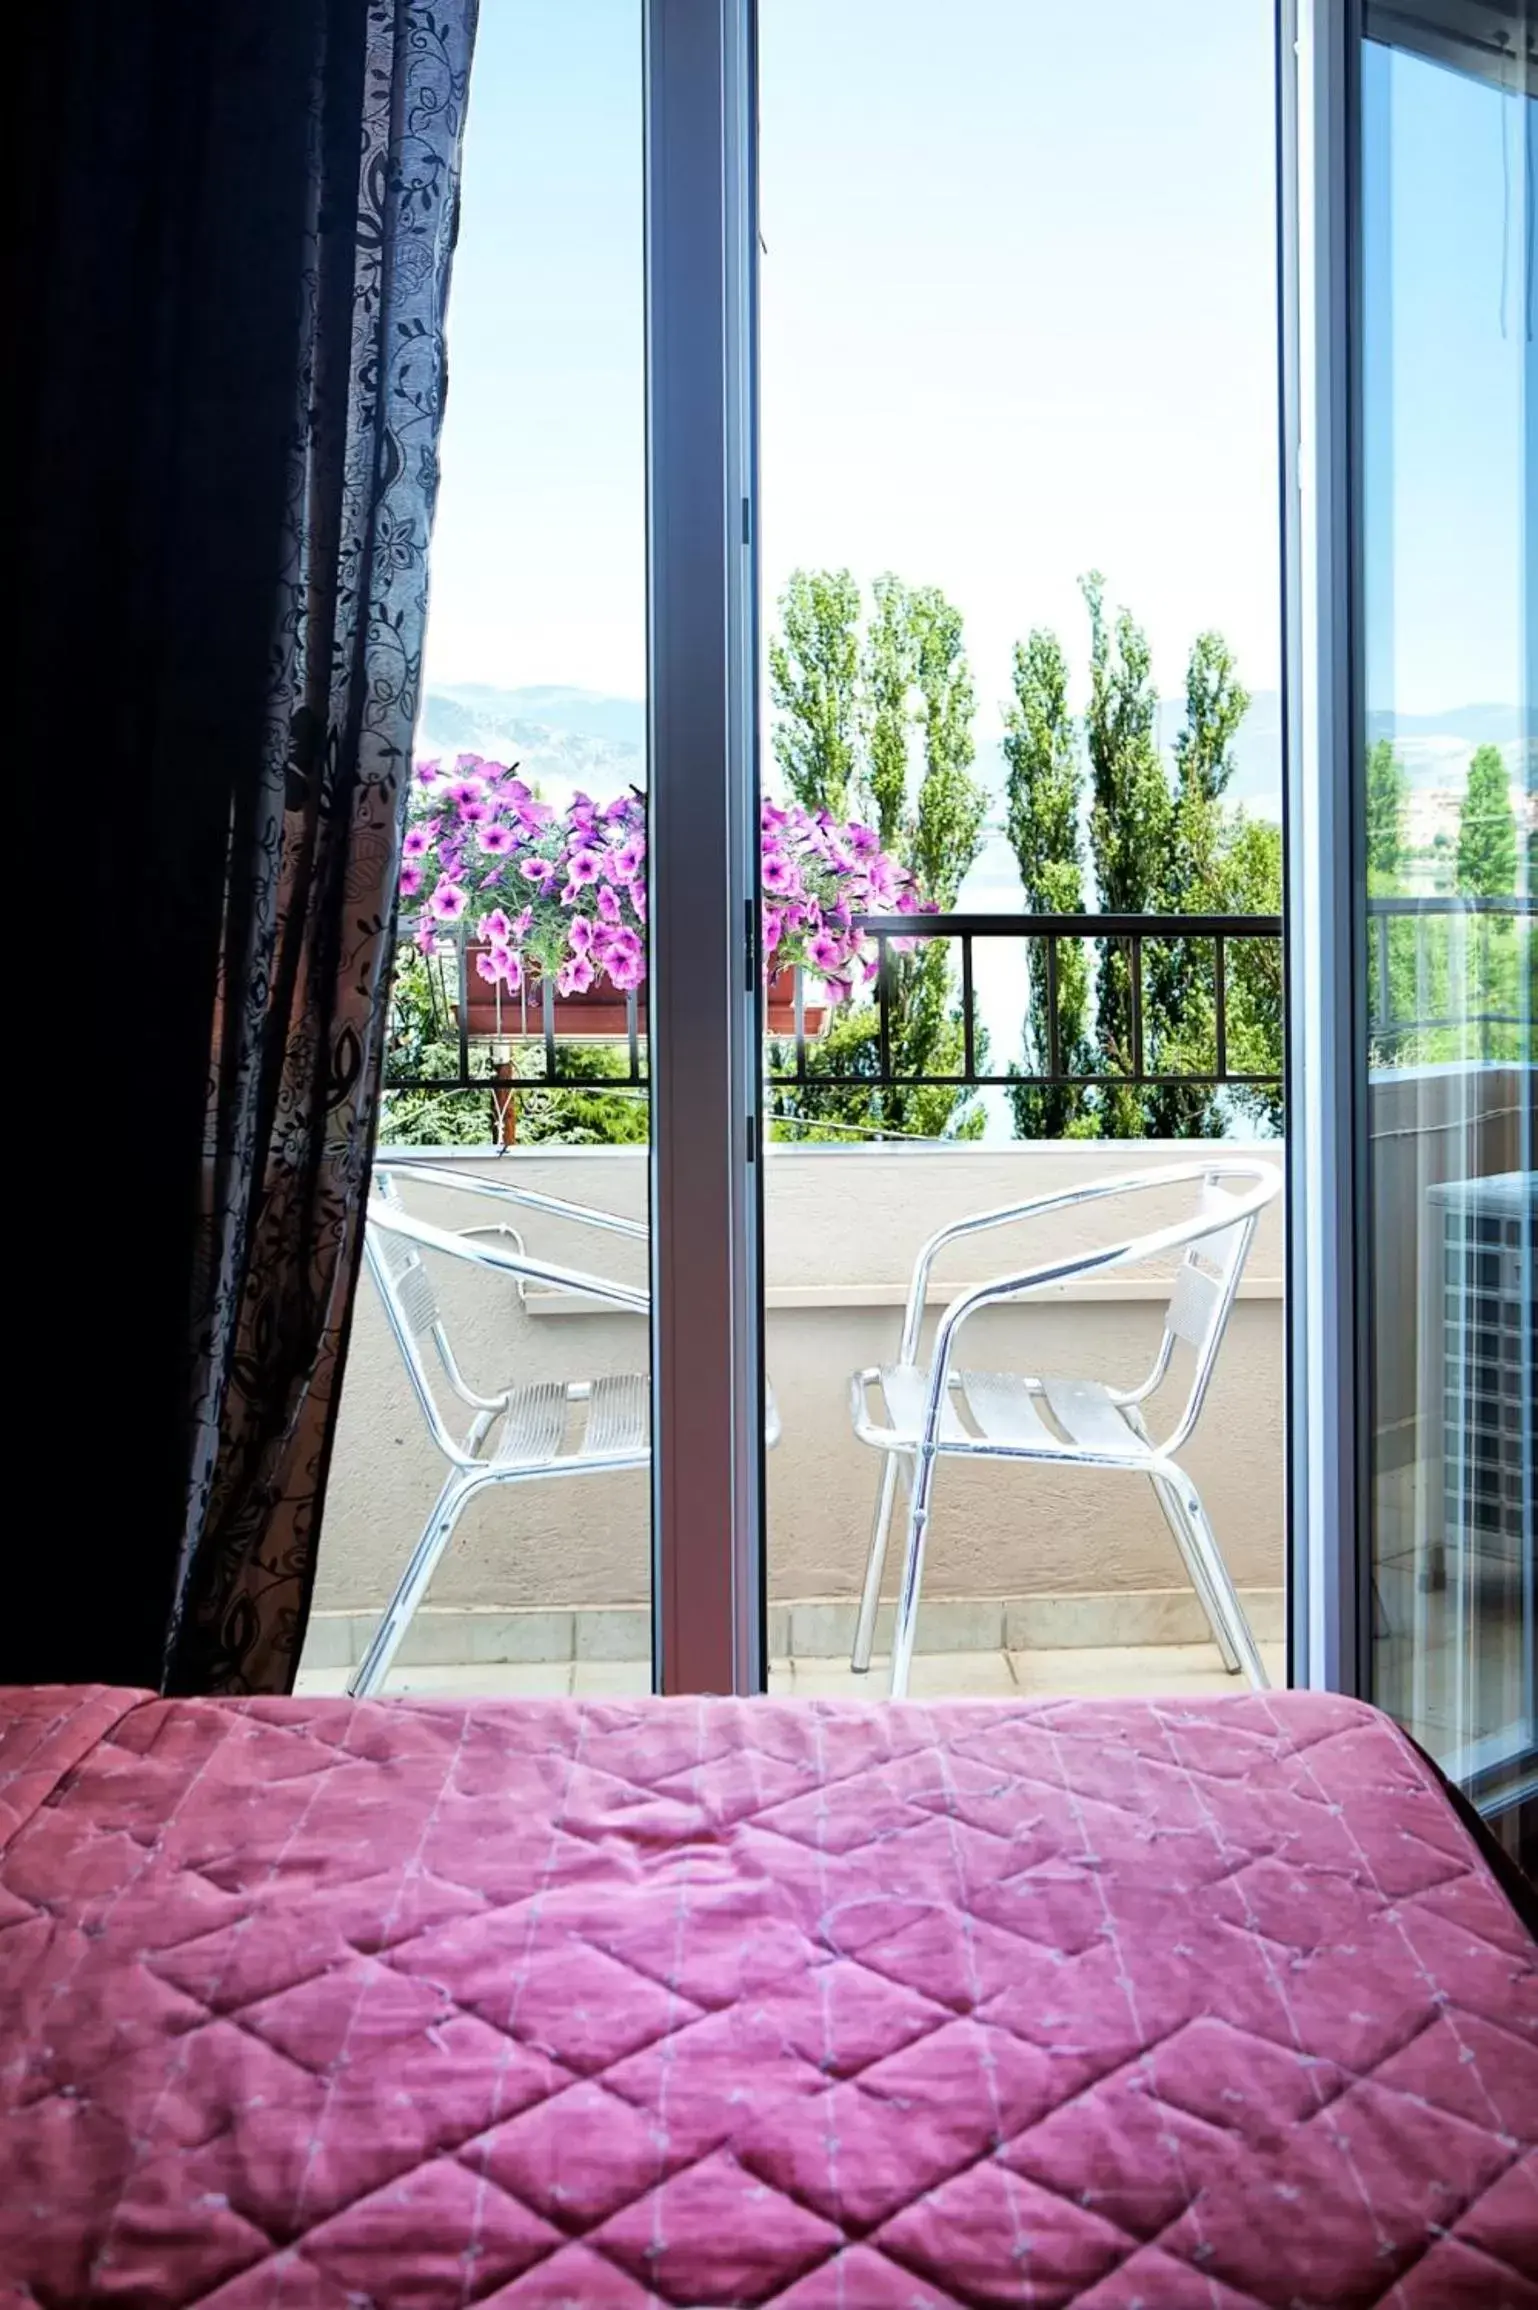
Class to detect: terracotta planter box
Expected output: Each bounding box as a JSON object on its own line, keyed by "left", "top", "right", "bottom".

{"left": 457, "top": 951, "right": 828, "bottom": 1042}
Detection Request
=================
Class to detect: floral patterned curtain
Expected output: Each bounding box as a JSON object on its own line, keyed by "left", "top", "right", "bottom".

{"left": 164, "top": 0, "right": 478, "bottom": 1693}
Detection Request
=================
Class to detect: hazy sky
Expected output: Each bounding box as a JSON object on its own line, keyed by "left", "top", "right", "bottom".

{"left": 421, "top": 1, "right": 1527, "bottom": 732}
{"left": 423, "top": 0, "right": 1282, "bottom": 731}
{"left": 1362, "top": 40, "right": 1531, "bottom": 723}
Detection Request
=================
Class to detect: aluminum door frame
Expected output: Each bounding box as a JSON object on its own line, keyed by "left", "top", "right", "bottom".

{"left": 644, "top": 0, "right": 766, "bottom": 1693}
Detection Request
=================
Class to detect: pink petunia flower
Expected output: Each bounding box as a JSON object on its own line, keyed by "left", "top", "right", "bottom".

{"left": 402, "top": 826, "right": 431, "bottom": 859}
{"left": 478, "top": 823, "right": 515, "bottom": 854}
{"left": 557, "top": 953, "right": 595, "bottom": 997}
{"left": 399, "top": 862, "right": 423, "bottom": 898}
{"left": 428, "top": 878, "right": 469, "bottom": 922}
{"left": 479, "top": 908, "right": 513, "bottom": 945}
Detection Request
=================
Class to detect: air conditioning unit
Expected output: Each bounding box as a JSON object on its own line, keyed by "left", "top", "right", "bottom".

{"left": 1423, "top": 1171, "right": 1534, "bottom": 1581}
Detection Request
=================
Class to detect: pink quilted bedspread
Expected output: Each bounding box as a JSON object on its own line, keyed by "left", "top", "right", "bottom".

{"left": 2, "top": 1688, "right": 1535, "bottom": 2308}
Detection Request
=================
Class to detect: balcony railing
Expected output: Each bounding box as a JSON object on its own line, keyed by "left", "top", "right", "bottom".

{"left": 1367, "top": 894, "right": 1535, "bottom": 1050}
{"left": 392, "top": 909, "right": 1285, "bottom": 1098}
{"left": 386, "top": 895, "right": 1529, "bottom": 1108}
{"left": 779, "top": 911, "right": 1282, "bottom": 1092}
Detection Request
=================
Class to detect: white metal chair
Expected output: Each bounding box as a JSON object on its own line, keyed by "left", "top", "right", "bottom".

{"left": 350, "top": 1162, "right": 780, "bottom": 1697}
{"left": 848, "top": 1160, "right": 1282, "bottom": 1698}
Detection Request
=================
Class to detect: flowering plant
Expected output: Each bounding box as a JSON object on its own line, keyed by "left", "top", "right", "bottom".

{"left": 400, "top": 754, "right": 931, "bottom": 1002}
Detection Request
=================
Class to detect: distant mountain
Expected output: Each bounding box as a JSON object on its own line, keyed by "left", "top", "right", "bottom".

{"left": 1369, "top": 703, "right": 1524, "bottom": 748}
{"left": 419, "top": 682, "right": 645, "bottom": 804}
{"left": 423, "top": 683, "right": 645, "bottom": 753}
{"left": 419, "top": 680, "right": 1519, "bottom": 823}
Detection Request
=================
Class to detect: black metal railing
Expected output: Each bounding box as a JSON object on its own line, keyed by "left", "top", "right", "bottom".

{"left": 1367, "top": 894, "right": 1535, "bottom": 1047}
{"left": 775, "top": 911, "right": 1283, "bottom": 1092}
{"left": 389, "top": 910, "right": 1286, "bottom": 1097}
{"left": 384, "top": 895, "right": 1529, "bottom": 1105}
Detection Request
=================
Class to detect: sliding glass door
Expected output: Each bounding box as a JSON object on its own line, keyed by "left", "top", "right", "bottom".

{"left": 306, "top": 0, "right": 764, "bottom": 1699}
{"left": 1358, "top": 1, "right": 1535, "bottom": 1813}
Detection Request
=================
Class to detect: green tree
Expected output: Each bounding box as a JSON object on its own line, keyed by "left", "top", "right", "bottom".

{"left": 1455, "top": 744, "right": 1523, "bottom": 1063}
{"left": 1150, "top": 629, "right": 1252, "bottom": 1136}
{"left": 1366, "top": 738, "right": 1408, "bottom": 887}
{"left": 1456, "top": 744, "right": 1518, "bottom": 897}
{"left": 1000, "top": 591, "right": 1280, "bottom": 1142}
{"left": 863, "top": 573, "right": 913, "bottom": 849}
{"left": 1082, "top": 572, "right": 1172, "bottom": 1135}
{"left": 1364, "top": 738, "right": 1416, "bottom": 1061}
{"left": 1002, "top": 628, "right": 1095, "bottom": 1136}
{"left": 768, "top": 569, "right": 862, "bottom": 820}
{"left": 1208, "top": 813, "right": 1284, "bottom": 1136}
{"left": 512, "top": 1047, "right": 650, "bottom": 1146}
{"left": 906, "top": 585, "right": 987, "bottom": 908}
{"left": 769, "top": 572, "right": 988, "bottom": 1141}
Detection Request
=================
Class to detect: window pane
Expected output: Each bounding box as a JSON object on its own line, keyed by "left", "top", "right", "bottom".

{"left": 759, "top": 0, "right": 1286, "bottom": 1700}
{"left": 304, "top": 1, "right": 654, "bottom": 1700}
{"left": 1361, "top": 17, "right": 1535, "bottom": 1803}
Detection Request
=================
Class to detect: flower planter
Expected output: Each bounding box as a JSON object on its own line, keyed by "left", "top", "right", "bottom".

{"left": 459, "top": 961, "right": 633, "bottom": 1042}
{"left": 457, "top": 952, "right": 828, "bottom": 1042}
{"left": 767, "top": 968, "right": 829, "bottom": 1041}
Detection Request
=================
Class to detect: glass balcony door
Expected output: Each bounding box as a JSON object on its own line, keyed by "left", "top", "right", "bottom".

{"left": 306, "top": 0, "right": 766, "bottom": 1699}
{"left": 1357, "top": 2, "right": 1535, "bottom": 1816}
{"left": 757, "top": 0, "right": 1288, "bottom": 1702}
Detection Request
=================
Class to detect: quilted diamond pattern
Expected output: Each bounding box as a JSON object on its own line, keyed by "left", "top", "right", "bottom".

{"left": 1, "top": 1684, "right": 1534, "bottom": 2308}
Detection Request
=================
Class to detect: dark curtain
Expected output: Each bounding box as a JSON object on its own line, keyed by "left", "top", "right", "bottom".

{"left": 14, "top": 0, "right": 477, "bottom": 1694}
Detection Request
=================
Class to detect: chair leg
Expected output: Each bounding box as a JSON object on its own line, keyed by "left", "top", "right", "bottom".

{"left": 852, "top": 1452, "right": 901, "bottom": 1672}
{"left": 1161, "top": 1464, "right": 1268, "bottom": 1689}
{"left": 1150, "top": 1471, "right": 1240, "bottom": 1673}
{"left": 889, "top": 1447, "right": 939, "bottom": 1700}
{"left": 348, "top": 1470, "right": 473, "bottom": 1698}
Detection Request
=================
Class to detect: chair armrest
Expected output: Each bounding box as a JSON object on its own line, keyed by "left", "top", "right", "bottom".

{"left": 370, "top": 1200, "right": 650, "bottom": 1313}
{"left": 895, "top": 1160, "right": 1233, "bottom": 1361}
{"left": 912, "top": 1183, "right": 1276, "bottom": 1453}
{"left": 374, "top": 1161, "right": 648, "bottom": 1242}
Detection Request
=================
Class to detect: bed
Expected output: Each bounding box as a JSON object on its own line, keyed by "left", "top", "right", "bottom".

{"left": 2, "top": 1684, "right": 1534, "bottom": 2307}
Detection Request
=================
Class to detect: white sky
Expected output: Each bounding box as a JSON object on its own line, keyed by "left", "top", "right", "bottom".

{"left": 423, "top": 3, "right": 1531, "bottom": 735}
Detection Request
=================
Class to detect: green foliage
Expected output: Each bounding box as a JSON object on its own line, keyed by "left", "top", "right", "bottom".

{"left": 379, "top": 945, "right": 649, "bottom": 1148}
{"left": 1366, "top": 739, "right": 1408, "bottom": 887}
{"left": 1368, "top": 742, "right": 1528, "bottom": 1073}
{"left": 1148, "top": 627, "right": 1252, "bottom": 1138}
{"left": 906, "top": 585, "right": 988, "bottom": 909}
{"left": 1081, "top": 573, "right": 1175, "bottom": 1136}
{"left": 768, "top": 992, "right": 986, "bottom": 1143}
{"left": 1002, "top": 587, "right": 1280, "bottom": 1142}
{"left": 768, "top": 569, "right": 862, "bottom": 821}
{"left": 1002, "top": 629, "right": 1094, "bottom": 1137}
{"left": 1207, "top": 814, "right": 1284, "bottom": 1135}
{"left": 513, "top": 1047, "right": 650, "bottom": 1146}
{"left": 1456, "top": 745, "right": 1519, "bottom": 898}
{"left": 768, "top": 568, "right": 989, "bottom": 1140}
{"left": 863, "top": 574, "right": 913, "bottom": 850}
{"left": 379, "top": 946, "right": 497, "bottom": 1145}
